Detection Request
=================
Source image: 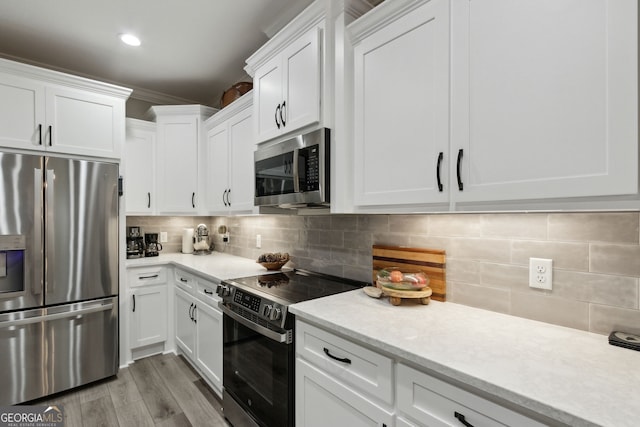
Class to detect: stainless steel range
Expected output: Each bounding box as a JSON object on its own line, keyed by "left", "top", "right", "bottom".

{"left": 217, "top": 269, "right": 366, "bottom": 427}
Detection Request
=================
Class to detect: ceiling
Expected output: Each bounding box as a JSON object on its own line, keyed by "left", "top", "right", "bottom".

{"left": 0, "top": 0, "right": 315, "bottom": 107}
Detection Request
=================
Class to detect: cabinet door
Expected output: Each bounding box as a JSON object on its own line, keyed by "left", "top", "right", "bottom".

{"left": 156, "top": 118, "right": 199, "bottom": 213}
{"left": 130, "top": 285, "right": 168, "bottom": 349}
{"left": 45, "top": 86, "right": 124, "bottom": 159}
{"left": 282, "top": 26, "right": 321, "bottom": 135}
{"left": 174, "top": 287, "right": 195, "bottom": 359}
{"left": 0, "top": 73, "right": 45, "bottom": 150}
{"left": 353, "top": 0, "right": 450, "bottom": 207}
{"left": 254, "top": 55, "right": 283, "bottom": 142}
{"left": 205, "top": 123, "right": 230, "bottom": 214}
{"left": 296, "top": 358, "right": 393, "bottom": 427}
{"left": 228, "top": 107, "right": 255, "bottom": 213}
{"left": 194, "top": 301, "right": 223, "bottom": 393}
{"left": 452, "top": 0, "right": 638, "bottom": 203}
{"left": 125, "top": 121, "right": 156, "bottom": 214}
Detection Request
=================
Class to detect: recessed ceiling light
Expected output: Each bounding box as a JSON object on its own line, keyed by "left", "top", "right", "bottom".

{"left": 119, "top": 33, "right": 141, "bottom": 47}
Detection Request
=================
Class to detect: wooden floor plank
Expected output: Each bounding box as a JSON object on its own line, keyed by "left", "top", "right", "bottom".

{"left": 114, "top": 400, "right": 154, "bottom": 427}
{"left": 108, "top": 367, "right": 143, "bottom": 408}
{"left": 129, "top": 356, "right": 182, "bottom": 424}
{"left": 149, "top": 354, "right": 225, "bottom": 427}
{"left": 80, "top": 394, "right": 120, "bottom": 427}
{"left": 155, "top": 412, "right": 193, "bottom": 427}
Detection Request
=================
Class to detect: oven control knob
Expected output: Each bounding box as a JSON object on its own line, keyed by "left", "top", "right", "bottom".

{"left": 263, "top": 304, "right": 272, "bottom": 317}
{"left": 269, "top": 307, "right": 282, "bottom": 321}
{"left": 217, "top": 285, "right": 230, "bottom": 297}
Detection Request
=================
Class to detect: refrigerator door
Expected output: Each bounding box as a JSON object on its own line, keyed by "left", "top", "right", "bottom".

{"left": 0, "top": 152, "right": 44, "bottom": 313}
{"left": 0, "top": 297, "right": 118, "bottom": 405}
{"left": 45, "top": 157, "right": 118, "bottom": 305}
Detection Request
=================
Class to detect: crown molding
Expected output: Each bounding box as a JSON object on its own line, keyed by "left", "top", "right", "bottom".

{"left": 348, "top": 0, "right": 428, "bottom": 44}
{"left": 146, "top": 104, "right": 219, "bottom": 121}
{"left": 204, "top": 90, "right": 253, "bottom": 129}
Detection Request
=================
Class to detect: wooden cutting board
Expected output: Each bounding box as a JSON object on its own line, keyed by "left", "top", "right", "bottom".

{"left": 372, "top": 245, "right": 446, "bottom": 302}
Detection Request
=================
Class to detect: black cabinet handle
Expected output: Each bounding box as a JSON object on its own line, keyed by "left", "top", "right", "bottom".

{"left": 436, "top": 151, "right": 444, "bottom": 192}
{"left": 280, "top": 100, "right": 286, "bottom": 127}
{"left": 38, "top": 124, "right": 42, "bottom": 145}
{"left": 454, "top": 412, "right": 475, "bottom": 427}
{"left": 193, "top": 305, "right": 197, "bottom": 323}
{"left": 139, "top": 274, "right": 159, "bottom": 280}
{"left": 180, "top": 278, "right": 188, "bottom": 283}
{"left": 132, "top": 294, "right": 136, "bottom": 312}
{"left": 191, "top": 192, "right": 195, "bottom": 208}
{"left": 189, "top": 303, "right": 194, "bottom": 320}
{"left": 204, "top": 289, "right": 214, "bottom": 295}
{"left": 323, "top": 347, "right": 351, "bottom": 364}
{"left": 275, "top": 104, "right": 281, "bottom": 129}
{"left": 227, "top": 188, "right": 231, "bottom": 206}
{"left": 48, "top": 125, "right": 52, "bottom": 146}
{"left": 147, "top": 192, "right": 151, "bottom": 208}
{"left": 222, "top": 189, "right": 227, "bottom": 206}
{"left": 456, "top": 149, "right": 464, "bottom": 191}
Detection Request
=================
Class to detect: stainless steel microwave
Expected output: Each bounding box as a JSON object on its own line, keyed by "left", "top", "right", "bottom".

{"left": 254, "top": 128, "right": 329, "bottom": 208}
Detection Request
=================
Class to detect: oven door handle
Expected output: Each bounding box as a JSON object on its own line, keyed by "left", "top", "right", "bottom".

{"left": 292, "top": 148, "right": 300, "bottom": 193}
{"left": 220, "top": 303, "right": 292, "bottom": 344}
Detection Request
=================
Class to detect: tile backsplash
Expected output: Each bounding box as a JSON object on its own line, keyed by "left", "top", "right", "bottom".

{"left": 127, "top": 212, "right": 640, "bottom": 336}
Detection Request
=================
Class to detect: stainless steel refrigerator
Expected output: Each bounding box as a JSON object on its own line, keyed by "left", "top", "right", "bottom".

{"left": 0, "top": 152, "right": 119, "bottom": 405}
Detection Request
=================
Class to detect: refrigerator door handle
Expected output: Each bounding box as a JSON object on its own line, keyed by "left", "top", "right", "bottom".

{"left": 45, "top": 166, "right": 55, "bottom": 294}
{"left": 33, "top": 167, "right": 44, "bottom": 295}
{"left": 0, "top": 301, "right": 114, "bottom": 329}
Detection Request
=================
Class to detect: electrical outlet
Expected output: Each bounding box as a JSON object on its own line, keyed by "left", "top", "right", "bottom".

{"left": 529, "top": 258, "right": 553, "bottom": 290}
{"left": 256, "top": 234, "right": 262, "bottom": 249}
{"left": 160, "top": 231, "right": 168, "bottom": 243}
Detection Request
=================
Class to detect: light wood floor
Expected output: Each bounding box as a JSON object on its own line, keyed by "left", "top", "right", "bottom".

{"left": 31, "top": 353, "right": 228, "bottom": 427}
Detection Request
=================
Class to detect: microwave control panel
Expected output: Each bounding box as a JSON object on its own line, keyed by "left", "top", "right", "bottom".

{"left": 301, "top": 145, "right": 320, "bottom": 191}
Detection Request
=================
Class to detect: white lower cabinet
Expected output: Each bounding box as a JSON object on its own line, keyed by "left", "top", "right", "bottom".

{"left": 296, "top": 358, "right": 394, "bottom": 427}
{"left": 296, "top": 320, "right": 547, "bottom": 427}
{"left": 397, "top": 364, "right": 545, "bottom": 427}
{"left": 173, "top": 271, "right": 223, "bottom": 395}
{"left": 127, "top": 266, "right": 169, "bottom": 356}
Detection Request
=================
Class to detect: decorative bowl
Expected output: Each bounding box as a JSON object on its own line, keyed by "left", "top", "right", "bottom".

{"left": 258, "top": 260, "right": 289, "bottom": 271}
{"left": 376, "top": 267, "right": 429, "bottom": 291}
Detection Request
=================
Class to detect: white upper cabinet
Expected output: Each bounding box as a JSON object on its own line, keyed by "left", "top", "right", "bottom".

{"left": 351, "top": 0, "right": 450, "bottom": 208}
{"left": 124, "top": 119, "right": 157, "bottom": 215}
{"left": 0, "top": 58, "right": 130, "bottom": 159}
{"left": 451, "top": 0, "right": 638, "bottom": 206}
{"left": 246, "top": 4, "right": 324, "bottom": 144}
{"left": 204, "top": 94, "right": 255, "bottom": 215}
{"left": 149, "top": 105, "right": 216, "bottom": 215}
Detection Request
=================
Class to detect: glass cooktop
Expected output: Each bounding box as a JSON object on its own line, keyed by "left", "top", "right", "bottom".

{"left": 225, "top": 270, "right": 366, "bottom": 305}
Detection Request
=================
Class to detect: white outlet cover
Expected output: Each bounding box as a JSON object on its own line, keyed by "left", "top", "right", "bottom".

{"left": 529, "top": 258, "right": 553, "bottom": 290}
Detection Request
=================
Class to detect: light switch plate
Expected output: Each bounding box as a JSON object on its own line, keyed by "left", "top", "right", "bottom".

{"left": 160, "top": 231, "right": 168, "bottom": 243}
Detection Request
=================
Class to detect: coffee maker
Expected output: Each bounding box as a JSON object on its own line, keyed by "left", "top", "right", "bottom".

{"left": 126, "top": 226, "right": 145, "bottom": 259}
{"left": 144, "top": 233, "right": 163, "bottom": 257}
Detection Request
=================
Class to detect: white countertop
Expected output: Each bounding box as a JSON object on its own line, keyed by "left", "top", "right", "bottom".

{"left": 289, "top": 290, "right": 640, "bottom": 427}
{"left": 125, "top": 252, "right": 280, "bottom": 282}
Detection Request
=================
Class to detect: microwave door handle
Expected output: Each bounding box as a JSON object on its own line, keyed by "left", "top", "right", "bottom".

{"left": 292, "top": 148, "right": 300, "bottom": 193}
{"left": 33, "top": 167, "right": 43, "bottom": 295}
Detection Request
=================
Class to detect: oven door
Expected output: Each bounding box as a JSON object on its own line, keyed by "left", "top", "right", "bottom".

{"left": 222, "top": 306, "right": 294, "bottom": 427}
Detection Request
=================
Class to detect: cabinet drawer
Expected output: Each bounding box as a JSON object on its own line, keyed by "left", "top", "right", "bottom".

{"left": 128, "top": 266, "right": 167, "bottom": 287}
{"left": 196, "top": 278, "right": 221, "bottom": 308}
{"left": 174, "top": 269, "right": 196, "bottom": 292}
{"left": 397, "top": 364, "right": 545, "bottom": 427}
{"left": 296, "top": 321, "right": 393, "bottom": 405}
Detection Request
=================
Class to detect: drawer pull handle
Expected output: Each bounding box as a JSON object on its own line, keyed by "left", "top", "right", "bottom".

{"left": 204, "top": 289, "right": 214, "bottom": 295}
{"left": 139, "top": 274, "right": 159, "bottom": 280}
{"left": 180, "top": 278, "right": 188, "bottom": 283}
{"left": 454, "top": 411, "right": 475, "bottom": 427}
{"left": 323, "top": 347, "right": 351, "bottom": 364}
{"left": 132, "top": 294, "right": 136, "bottom": 312}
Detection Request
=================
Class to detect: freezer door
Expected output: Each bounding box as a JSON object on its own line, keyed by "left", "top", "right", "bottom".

{"left": 0, "top": 297, "right": 118, "bottom": 405}
{"left": 45, "top": 157, "right": 118, "bottom": 305}
{"left": 0, "top": 152, "right": 44, "bottom": 312}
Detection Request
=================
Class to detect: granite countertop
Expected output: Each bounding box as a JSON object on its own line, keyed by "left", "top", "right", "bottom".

{"left": 289, "top": 290, "right": 640, "bottom": 427}
{"left": 125, "top": 252, "right": 279, "bottom": 282}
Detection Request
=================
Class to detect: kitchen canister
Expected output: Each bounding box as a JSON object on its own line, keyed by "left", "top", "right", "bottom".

{"left": 182, "top": 228, "right": 194, "bottom": 254}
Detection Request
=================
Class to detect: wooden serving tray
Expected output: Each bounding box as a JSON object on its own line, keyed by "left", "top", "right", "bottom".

{"left": 373, "top": 245, "right": 446, "bottom": 302}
